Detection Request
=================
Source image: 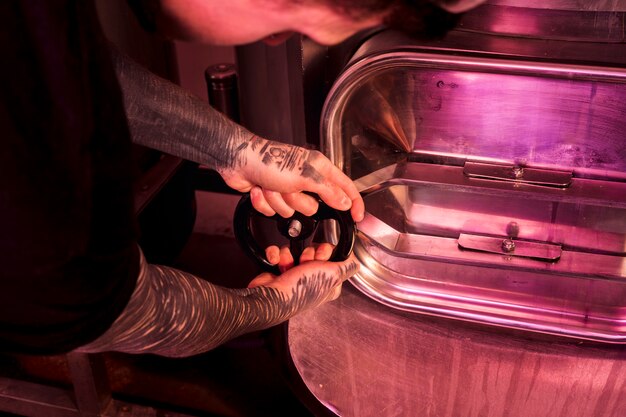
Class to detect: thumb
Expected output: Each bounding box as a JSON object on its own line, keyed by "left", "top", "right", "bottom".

{"left": 333, "top": 253, "right": 359, "bottom": 283}
{"left": 248, "top": 272, "right": 276, "bottom": 288}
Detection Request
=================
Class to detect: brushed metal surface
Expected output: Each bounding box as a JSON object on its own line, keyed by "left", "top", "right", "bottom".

{"left": 347, "top": 162, "right": 626, "bottom": 342}
{"left": 461, "top": 3, "right": 626, "bottom": 41}
{"left": 324, "top": 53, "right": 626, "bottom": 182}
{"left": 487, "top": 0, "right": 626, "bottom": 10}
{"left": 288, "top": 285, "right": 626, "bottom": 417}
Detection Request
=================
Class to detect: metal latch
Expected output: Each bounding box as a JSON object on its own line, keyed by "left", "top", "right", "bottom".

{"left": 458, "top": 233, "right": 562, "bottom": 261}
{"left": 463, "top": 161, "right": 572, "bottom": 187}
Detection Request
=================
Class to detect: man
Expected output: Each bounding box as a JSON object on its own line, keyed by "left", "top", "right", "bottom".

{"left": 0, "top": 0, "right": 482, "bottom": 357}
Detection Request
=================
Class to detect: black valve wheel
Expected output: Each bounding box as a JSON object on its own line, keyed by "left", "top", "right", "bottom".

{"left": 233, "top": 193, "right": 356, "bottom": 275}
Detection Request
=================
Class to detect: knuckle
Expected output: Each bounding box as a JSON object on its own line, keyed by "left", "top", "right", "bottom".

{"left": 263, "top": 189, "right": 279, "bottom": 199}
{"left": 308, "top": 149, "right": 324, "bottom": 161}
{"left": 277, "top": 207, "right": 295, "bottom": 218}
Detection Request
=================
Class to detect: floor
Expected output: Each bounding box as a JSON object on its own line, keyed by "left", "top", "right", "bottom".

{"left": 0, "top": 191, "right": 316, "bottom": 417}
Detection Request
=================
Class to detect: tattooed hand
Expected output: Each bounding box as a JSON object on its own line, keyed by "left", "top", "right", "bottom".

{"left": 219, "top": 136, "right": 365, "bottom": 222}
{"left": 249, "top": 243, "right": 357, "bottom": 307}
{"left": 110, "top": 50, "right": 362, "bottom": 221}
{"left": 78, "top": 244, "right": 358, "bottom": 357}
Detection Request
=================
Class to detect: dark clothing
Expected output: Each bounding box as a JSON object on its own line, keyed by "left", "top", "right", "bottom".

{"left": 0, "top": 1, "right": 139, "bottom": 354}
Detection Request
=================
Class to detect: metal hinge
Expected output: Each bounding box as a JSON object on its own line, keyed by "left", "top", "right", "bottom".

{"left": 463, "top": 161, "right": 572, "bottom": 187}
{"left": 458, "top": 233, "right": 562, "bottom": 261}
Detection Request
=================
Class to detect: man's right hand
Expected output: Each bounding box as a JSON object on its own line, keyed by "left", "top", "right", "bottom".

{"left": 220, "top": 137, "right": 365, "bottom": 223}
{"left": 248, "top": 243, "right": 358, "bottom": 308}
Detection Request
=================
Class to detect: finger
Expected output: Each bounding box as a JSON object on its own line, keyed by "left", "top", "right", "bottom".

{"left": 314, "top": 243, "right": 334, "bottom": 261}
{"left": 297, "top": 151, "right": 351, "bottom": 213}
{"left": 299, "top": 246, "right": 316, "bottom": 263}
{"left": 310, "top": 181, "right": 351, "bottom": 214}
{"left": 349, "top": 195, "right": 365, "bottom": 224}
{"left": 263, "top": 189, "right": 295, "bottom": 218}
{"left": 250, "top": 186, "right": 276, "bottom": 217}
{"left": 282, "top": 192, "right": 319, "bottom": 216}
{"left": 329, "top": 165, "right": 365, "bottom": 222}
{"left": 278, "top": 245, "right": 294, "bottom": 273}
{"left": 265, "top": 246, "right": 280, "bottom": 265}
{"left": 311, "top": 176, "right": 364, "bottom": 223}
{"left": 303, "top": 153, "right": 364, "bottom": 222}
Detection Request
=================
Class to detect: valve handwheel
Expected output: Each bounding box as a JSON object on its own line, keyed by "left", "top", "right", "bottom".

{"left": 233, "top": 193, "right": 356, "bottom": 275}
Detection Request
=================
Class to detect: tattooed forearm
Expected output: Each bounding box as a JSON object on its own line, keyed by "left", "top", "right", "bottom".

{"left": 109, "top": 46, "right": 251, "bottom": 171}
{"left": 110, "top": 46, "right": 335, "bottom": 185}
{"left": 255, "top": 139, "right": 324, "bottom": 183}
{"left": 77, "top": 251, "right": 358, "bottom": 358}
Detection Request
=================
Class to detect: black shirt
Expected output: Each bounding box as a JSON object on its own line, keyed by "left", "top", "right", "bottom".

{"left": 0, "top": 1, "right": 139, "bottom": 354}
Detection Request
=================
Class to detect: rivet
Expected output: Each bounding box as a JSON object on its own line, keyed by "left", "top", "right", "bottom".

{"left": 502, "top": 239, "right": 516, "bottom": 253}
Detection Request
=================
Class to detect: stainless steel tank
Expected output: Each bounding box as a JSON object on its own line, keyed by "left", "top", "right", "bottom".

{"left": 320, "top": 1, "right": 626, "bottom": 343}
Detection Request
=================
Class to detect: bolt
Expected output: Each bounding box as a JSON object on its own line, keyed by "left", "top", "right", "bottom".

{"left": 502, "top": 239, "right": 516, "bottom": 253}
{"left": 512, "top": 167, "right": 524, "bottom": 179}
{"left": 288, "top": 220, "right": 302, "bottom": 237}
{"left": 506, "top": 221, "right": 520, "bottom": 238}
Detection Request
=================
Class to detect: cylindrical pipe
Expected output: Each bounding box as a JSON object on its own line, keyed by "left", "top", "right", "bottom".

{"left": 205, "top": 63, "right": 240, "bottom": 123}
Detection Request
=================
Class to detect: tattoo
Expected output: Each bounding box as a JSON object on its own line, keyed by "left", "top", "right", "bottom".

{"left": 110, "top": 47, "right": 253, "bottom": 172}
{"left": 82, "top": 51, "right": 359, "bottom": 358}
{"left": 337, "top": 261, "right": 359, "bottom": 279}
{"left": 221, "top": 139, "right": 249, "bottom": 170}
{"left": 301, "top": 152, "right": 325, "bottom": 183}
{"left": 286, "top": 272, "right": 338, "bottom": 311}
{"left": 256, "top": 140, "right": 324, "bottom": 183}
{"left": 259, "top": 141, "right": 305, "bottom": 171}
{"left": 76, "top": 250, "right": 357, "bottom": 358}
{"left": 249, "top": 136, "right": 264, "bottom": 152}
{"left": 111, "top": 48, "right": 332, "bottom": 183}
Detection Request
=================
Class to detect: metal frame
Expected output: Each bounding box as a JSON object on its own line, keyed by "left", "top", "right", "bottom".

{"left": 0, "top": 353, "right": 111, "bottom": 417}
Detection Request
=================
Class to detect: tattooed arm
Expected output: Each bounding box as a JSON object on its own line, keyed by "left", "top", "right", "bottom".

{"left": 77, "top": 247, "right": 357, "bottom": 357}
{"left": 111, "top": 47, "right": 364, "bottom": 222}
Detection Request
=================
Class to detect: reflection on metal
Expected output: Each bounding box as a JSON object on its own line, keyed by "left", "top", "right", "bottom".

{"left": 501, "top": 238, "right": 516, "bottom": 252}
{"left": 487, "top": 0, "right": 626, "bottom": 11}
{"left": 288, "top": 283, "right": 626, "bottom": 417}
{"left": 288, "top": 219, "right": 303, "bottom": 237}
{"left": 463, "top": 161, "right": 572, "bottom": 187}
{"left": 461, "top": 1, "right": 626, "bottom": 42}
{"left": 352, "top": 230, "right": 626, "bottom": 342}
{"left": 347, "top": 163, "right": 626, "bottom": 341}
{"left": 324, "top": 51, "right": 626, "bottom": 182}
{"left": 356, "top": 207, "right": 620, "bottom": 277}
{"left": 457, "top": 233, "right": 562, "bottom": 260}
{"left": 322, "top": 32, "right": 626, "bottom": 343}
